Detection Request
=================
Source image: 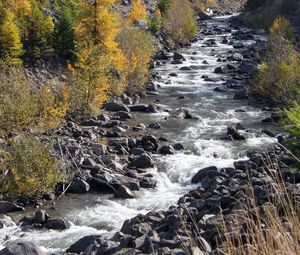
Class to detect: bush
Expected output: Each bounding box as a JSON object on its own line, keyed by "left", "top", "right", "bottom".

{"left": 127, "top": 0, "right": 149, "bottom": 24}
{"left": 163, "top": 0, "right": 197, "bottom": 45}
{"left": 269, "top": 16, "right": 294, "bottom": 41}
{"left": 0, "top": 65, "right": 38, "bottom": 132}
{"left": 157, "top": 0, "right": 170, "bottom": 14}
{"left": 150, "top": 8, "right": 162, "bottom": 32}
{"left": 0, "top": 135, "right": 66, "bottom": 196}
{"left": 117, "top": 26, "right": 156, "bottom": 94}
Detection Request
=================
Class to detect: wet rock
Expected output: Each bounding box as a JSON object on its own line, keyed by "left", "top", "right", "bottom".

{"left": 149, "top": 123, "right": 161, "bottom": 129}
{"left": 214, "top": 87, "right": 227, "bottom": 93}
{"left": 214, "top": 65, "right": 228, "bottom": 74}
{"left": 104, "top": 100, "right": 129, "bottom": 112}
{"left": 131, "top": 148, "right": 146, "bottom": 156}
{"left": 229, "top": 53, "right": 243, "bottom": 61}
{"left": 227, "top": 125, "right": 246, "bottom": 140}
{"left": 132, "top": 154, "right": 154, "bottom": 168}
{"left": 180, "top": 66, "right": 192, "bottom": 71}
{"left": 262, "top": 117, "right": 275, "bottom": 123}
{"left": 115, "top": 185, "right": 137, "bottom": 199}
{"left": 44, "top": 218, "right": 70, "bottom": 230}
{"left": 238, "top": 63, "right": 255, "bottom": 75}
{"left": 233, "top": 89, "right": 249, "bottom": 100}
{"left": 221, "top": 37, "right": 229, "bottom": 44}
{"left": 173, "top": 52, "right": 185, "bottom": 61}
{"left": 67, "top": 235, "right": 103, "bottom": 254}
{"left": 159, "top": 145, "right": 176, "bottom": 155}
{"left": 92, "top": 143, "right": 107, "bottom": 155}
{"left": 115, "top": 111, "right": 132, "bottom": 120}
{"left": 146, "top": 104, "right": 159, "bottom": 113}
{"left": 129, "top": 104, "right": 148, "bottom": 112}
{"left": 32, "top": 210, "right": 48, "bottom": 224}
{"left": 0, "top": 241, "right": 46, "bottom": 255}
{"left": 0, "top": 201, "right": 24, "bottom": 214}
{"left": 173, "top": 143, "right": 184, "bottom": 151}
{"left": 170, "top": 108, "right": 198, "bottom": 119}
{"left": 191, "top": 166, "right": 223, "bottom": 184}
{"left": 133, "top": 123, "right": 146, "bottom": 131}
{"left": 69, "top": 178, "right": 90, "bottom": 193}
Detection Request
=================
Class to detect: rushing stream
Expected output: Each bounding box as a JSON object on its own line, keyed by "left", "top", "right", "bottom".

{"left": 0, "top": 15, "right": 279, "bottom": 253}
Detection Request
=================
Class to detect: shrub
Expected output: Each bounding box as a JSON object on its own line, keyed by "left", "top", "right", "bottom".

{"left": 157, "top": 0, "right": 170, "bottom": 14}
{"left": 150, "top": 8, "right": 162, "bottom": 32}
{"left": 117, "top": 26, "right": 156, "bottom": 94}
{"left": 163, "top": 0, "right": 197, "bottom": 45}
{"left": 269, "top": 16, "right": 294, "bottom": 41}
{"left": 0, "top": 65, "right": 38, "bottom": 132}
{"left": 0, "top": 135, "right": 66, "bottom": 196}
{"left": 127, "top": 0, "right": 149, "bottom": 24}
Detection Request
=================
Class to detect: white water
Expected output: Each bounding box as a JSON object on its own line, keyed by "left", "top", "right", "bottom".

{"left": 0, "top": 15, "right": 278, "bottom": 253}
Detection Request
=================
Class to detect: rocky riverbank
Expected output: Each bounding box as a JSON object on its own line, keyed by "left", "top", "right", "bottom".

{"left": 0, "top": 13, "right": 289, "bottom": 254}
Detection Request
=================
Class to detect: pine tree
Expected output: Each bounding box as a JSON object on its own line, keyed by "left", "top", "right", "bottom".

{"left": 0, "top": 10, "right": 23, "bottom": 64}
{"left": 53, "top": 7, "right": 75, "bottom": 59}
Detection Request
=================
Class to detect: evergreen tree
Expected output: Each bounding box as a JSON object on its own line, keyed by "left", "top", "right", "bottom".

{"left": 0, "top": 10, "right": 23, "bottom": 64}
{"left": 53, "top": 7, "right": 75, "bottom": 59}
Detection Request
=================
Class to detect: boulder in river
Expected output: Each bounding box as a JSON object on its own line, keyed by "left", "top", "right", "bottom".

{"left": 173, "top": 52, "right": 185, "bottom": 61}
{"left": 129, "top": 104, "right": 148, "bottom": 112}
{"left": 67, "top": 235, "right": 103, "bottom": 254}
{"left": 103, "top": 100, "right": 129, "bottom": 112}
{"left": 191, "top": 166, "right": 220, "bottom": 183}
{"left": 0, "top": 241, "right": 46, "bottom": 255}
{"left": 68, "top": 178, "right": 90, "bottom": 193}
{"left": 132, "top": 153, "right": 154, "bottom": 169}
{"left": 115, "top": 185, "right": 137, "bottom": 199}
{"left": 227, "top": 125, "right": 246, "bottom": 140}
{"left": 214, "top": 65, "right": 228, "bottom": 74}
{"left": 44, "top": 218, "right": 70, "bottom": 230}
{"left": 159, "top": 145, "right": 176, "bottom": 155}
{"left": 169, "top": 108, "right": 199, "bottom": 120}
{"left": 0, "top": 201, "right": 24, "bottom": 214}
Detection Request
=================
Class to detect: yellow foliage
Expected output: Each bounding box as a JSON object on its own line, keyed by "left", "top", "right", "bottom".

{"left": 127, "top": 0, "right": 149, "bottom": 24}
{"left": 2, "top": 0, "right": 31, "bottom": 16}
{"left": 163, "top": 0, "right": 197, "bottom": 45}
{"left": 0, "top": 10, "right": 23, "bottom": 64}
{"left": 0, "top": 135, "right": 66, "bottom": 196}
{"left": 269, "top": 16, "right": 294, "bottom": 41}
{"left": 118, "top": 26, "right": 156, "bottom": 94}
{"left": 37, "top": 85, "right": 69, "bottom": 130}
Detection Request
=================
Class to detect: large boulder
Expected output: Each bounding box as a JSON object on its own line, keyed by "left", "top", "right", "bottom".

{"left": 159, "top": 145, "right": 176, "bottom": 155}
{"left": 129, "top": 104, "right": 148, "bottom": 112}
{"left": 67, "top": 235, "right": 103, "bottom": 254}
{"left": 173, "top": 52, "right": 185, "bottom": 61}
{"left": 214, "top": 65, "right": 228, "bottom": 74}
{"left": 0, "top": 241, "right": 46, "bottom": 255}
{"left": 0, "top": 201, "right": 24, "bottom": 214}
{"left": 68, "top": 178, "right": 90, "bottom": 193}
{"left": 132, "top": 154, "right": 154, "bottom": 169}
{"left": 32, "top": 210, "right": 48, "bottom": 224}
{"left": 115, "top": 185, "right": 137, "bottom": 199}
{"left": 169, "top": 108, "right": 198, "bottom": 119}
{"left": 44, "top": 218, "right": 70, "bottom": 230}
{"left": 227, "top": 125, "right": 246, "bottom": 140}
{"left": 103, "top": 100, "right": 129, "bottom": 112}
{"left": 191, "top": 166, "right": 226, "bottom": 184}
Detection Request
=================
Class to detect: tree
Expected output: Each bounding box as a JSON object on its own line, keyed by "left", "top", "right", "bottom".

{"left": 118, "top": 26, "right": 156, "bottom": 94}
{"left": 127, "top": 0, "right": 149, "bottom": 24}
{"left": 163, "top": 0, "right": 197, "bottom": 45}
{"left": 23, "top": 0, "right": 54, "bottom": 59}
{"left": 150, "top": 8, "right": 162, "bottom": 32}
{"left": 269, "top": 16, "right": 294, "bottom": 41}
{"left": 0, "top": 10, "right": 23, "bottom": 64}
{"left": 53, "top": 7, "right": 75, "bottom": 59}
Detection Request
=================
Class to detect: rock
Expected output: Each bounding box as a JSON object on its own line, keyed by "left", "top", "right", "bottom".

{"left": 159, "top": 145, "right": 176, "bottom": 155}
{"left": 110, "top": 138, "right": 129, "bottom": 147}
{"left": 0, "top": 201, "right": 24, "bottom": 214}
{"left": 173, "top": 52, "right": 185, "bottom": 61}
{"left": 92, "top": 143, "right": 107, "bottom": 155}
{"left": 238, "top": 63, "right": 255, "bottom": 75}
{"left": 227, "top": 125, "right": 246, "bottom": 140}
{"left": 0, "top": 241, "right": 46, "bottom": 255}
{"left": 93, "top": 173, "right": 140, "bottom": 191}
{"left": 115, "top": 111, "right": 132, "bottom": 120}
{"left": 173, "top": 143, "right": 184, "bottom": 151}
{"left": 229, "top": 53, "right": 243, "bottom": 61}
{"left": 104, "top": 100, "right": 129, "bottom": 112}
{"left": 32, "top": 210, "right": 48, "bottom": 224}
{"left": 44, "top": 218, "right": 70, "bottom": 230}
{"left": 214, "top": 87, "right": 227, "bottom": 93}
{"left": 180, "top": 66, "right": 192, "bottom": 71}
{"left": 133, "top": 123, "right": 146, "bottom": 131}
{"left": 115, "top": 185, "right": 136, "bottom": 199}
{"left": 129, "top": 104, "right": 148, "bottom": 112}
{"left": 67, "top": 235, "right": 103, "bottom": 254}
{"left": 113, "top": 126, "right": 126, "bottom": 133}
{"left": 214, "top": 65, "right": 228, "bottom": 74}
{"left": 233, "top": 89, "right": 249, "bottom": 100}
{"left": 262, "top": 117, "right": 275, "bottom": 123}
{"left": 191, "top": 166, "right": 221, "bottom": 183}
{"left": 149, "top": 123, "right": 161, "bottom": 129}
{"left": 69, "top": 178, "right": 90, "bottom": 193}
{"left": 170, "top": 108, "right": 198, "bottom": 119}
{"left": 147, "top": 83, "right": 158, "bottom": 92}
{"left": 132, "top": 154, "right": 154, "bottom": 168}
{"left": 135, "top": 19, "right": 148, "bottom": 30}
{"left": 236, "top": 123, "right": 245, "bottom": 130}
{"left": 221, "top": 37, "right": 229, "bottom": 44}
{"left": 131, "top": 147, "right": 146, "bottom": 156}
{"left": 146, "top": 104, "right": 159, "bottom": 113}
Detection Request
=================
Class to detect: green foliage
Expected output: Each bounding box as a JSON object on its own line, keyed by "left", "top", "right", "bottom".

{"left": 0, "top": 65, "right": 38, "bottom": 132}
{"left": 150, "top": 8, "right": 162, "bottom": 32}
{"left": 117, "top": 26, "right": 156, "bottom": 94}
{"left": 53, "top": 7, "right": 75, "bottom": 59}
{"left": 252, "top": 18, "right": 300, "bottom": 105}
{"left": 157, "top": 0, "right": 170, "bottom": 14}
{"left": 163, "top": 0, "right": 197, "bottom": 45}
{"left": 0, "top": 10, "right": 23, "bottom": 64}
{"left": 23, "top": 0, "right": 54, "bottom": 59}
{"left": 0, "top": 134, "right": 66, "bottom": 196}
